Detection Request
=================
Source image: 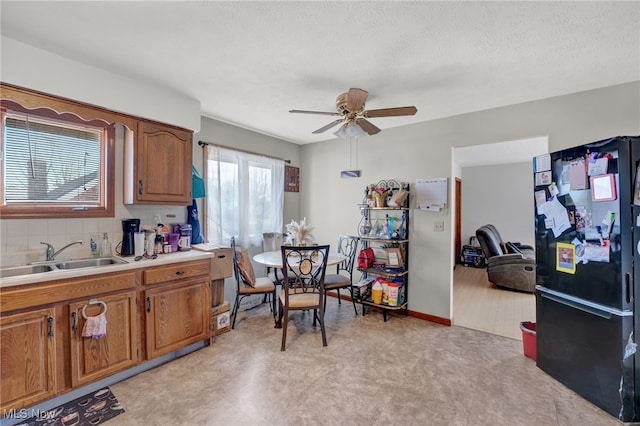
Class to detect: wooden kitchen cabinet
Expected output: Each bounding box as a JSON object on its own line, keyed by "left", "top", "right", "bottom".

{"left": 143, "top": 260, "right": 210, "bottom": 359}
{"left": 133, "top": 120, "right": 193, "bottom": 205}
{"left": 0, "top": 256, "right": 213, "bottom": 411}
{"left": 68, "top": 290, "right": 137, "bottom": 387}
{"left": 0, "top": 307, "right": 57, "bottom": 411}
{"left": 0, "top": 271, "right": 137, "bottom": 411}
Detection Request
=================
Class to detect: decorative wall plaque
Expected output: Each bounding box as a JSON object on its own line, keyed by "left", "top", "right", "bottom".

{"left": 285, "top": 165, "right": 299, "bottom": 192}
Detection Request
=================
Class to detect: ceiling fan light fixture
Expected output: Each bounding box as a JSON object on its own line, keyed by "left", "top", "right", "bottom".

{"left": 291, "top": 87, "right": 417, "bottom": 137}
{"left": 334, "top": 121, "right": 367, "bottom": 139}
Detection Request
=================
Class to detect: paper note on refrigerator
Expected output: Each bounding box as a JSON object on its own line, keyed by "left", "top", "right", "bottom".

{"left": 569, "top": 161, "right": 588, "bottom": 190}
{"left": 538, "top": 197, "right": 572, "bottom": 238}
{"left": 587, "top": 157, "right": 608, "bottom": 176}
{"left": 535, "top": 153, "right": 551, "bottom": 172}
{"left": 535, "top": 190, "right": 547, "bottom": 214}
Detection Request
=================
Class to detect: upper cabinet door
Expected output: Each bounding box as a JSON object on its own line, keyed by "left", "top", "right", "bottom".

{"left": 134, "top": 121, "right": 193, "bottom": 205}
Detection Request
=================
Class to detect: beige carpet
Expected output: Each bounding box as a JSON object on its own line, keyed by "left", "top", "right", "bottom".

{"left": 453, "top": 264, "right": 536, "bottom": 340}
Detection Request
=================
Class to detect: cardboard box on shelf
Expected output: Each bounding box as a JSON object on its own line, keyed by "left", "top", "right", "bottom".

{"left": 211, "top": 301, "right": 231, "bottom": 335}
{"left": 352, "top": 278, "right": 374, "bottom": 301}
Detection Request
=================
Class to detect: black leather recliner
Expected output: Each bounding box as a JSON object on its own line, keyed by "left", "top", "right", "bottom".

{"left": 475, "top": 225, "right": 535, "bottom": 293}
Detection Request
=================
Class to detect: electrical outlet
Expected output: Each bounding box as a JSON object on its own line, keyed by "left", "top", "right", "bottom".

{"left": 434, "top": 221, "right": 445, "bottom": 232}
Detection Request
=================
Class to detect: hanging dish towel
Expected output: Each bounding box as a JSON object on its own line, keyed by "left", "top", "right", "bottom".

{"left": 82, "top": 313, "right": 107, "bottom": 339}
{"left": 192, "top": 166, "right": 206, "bottom": 199}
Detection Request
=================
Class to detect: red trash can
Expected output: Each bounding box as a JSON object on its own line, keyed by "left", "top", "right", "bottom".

{"left": 520, "top": 321, "right": 536, "bottom": 361}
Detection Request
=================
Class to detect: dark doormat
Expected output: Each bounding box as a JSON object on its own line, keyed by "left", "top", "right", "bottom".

{"left": 15, "top": 387, "right": 124, "bottom": 426}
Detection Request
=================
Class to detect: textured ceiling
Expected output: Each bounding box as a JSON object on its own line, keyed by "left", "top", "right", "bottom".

{"left": 1, "top": 1, "right": 639, "bottom": 144}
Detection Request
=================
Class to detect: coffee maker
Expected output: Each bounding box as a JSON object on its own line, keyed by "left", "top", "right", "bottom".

{"left": 120, "top": 218, "right": 140, "bottom": 256}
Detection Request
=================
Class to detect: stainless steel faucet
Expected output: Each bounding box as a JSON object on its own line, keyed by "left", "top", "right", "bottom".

{"left": 40, "top": 240, "right": 84, "bottom": 261}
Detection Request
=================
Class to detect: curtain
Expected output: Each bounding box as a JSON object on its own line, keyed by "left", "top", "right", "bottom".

{"left": 204, "top": 145, "right": 284, "bottom": 252}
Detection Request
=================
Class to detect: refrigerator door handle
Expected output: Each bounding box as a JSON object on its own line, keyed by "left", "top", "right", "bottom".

{"left": 540, "top": 292, "right": 612, "bottom": 319}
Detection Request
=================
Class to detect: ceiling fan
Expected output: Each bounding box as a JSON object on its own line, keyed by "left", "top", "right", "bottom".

{"left": 289, "top": 88, "right": 417, "bottom": 137}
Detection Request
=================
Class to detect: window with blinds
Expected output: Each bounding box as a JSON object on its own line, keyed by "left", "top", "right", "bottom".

{"left": 1, "top": 83, "right": 120, "bottom": 218}
{"left": 3, "top": 112, "right": 106, "bottom": 209}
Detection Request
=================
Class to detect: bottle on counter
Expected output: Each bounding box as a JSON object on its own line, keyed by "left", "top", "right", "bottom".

{"left": 90, "top": 235, "right": 99, "bottom": 257}
{"left": 155, "top": 235, "right": 164, "bottom": 254}
{"left": 100, "top": 232, "right": 111, "bottom": 256}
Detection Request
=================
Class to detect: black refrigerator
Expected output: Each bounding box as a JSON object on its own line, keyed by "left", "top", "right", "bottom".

{"left": 534, "top": 136, "right": 640, "bottom": 422}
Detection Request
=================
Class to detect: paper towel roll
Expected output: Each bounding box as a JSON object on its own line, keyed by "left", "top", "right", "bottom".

{"left": 134, "top": 232, "right": 145, "bottom": 257}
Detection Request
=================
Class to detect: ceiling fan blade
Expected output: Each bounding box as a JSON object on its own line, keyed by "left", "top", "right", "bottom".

{"left": 290, "top": 109, "right": 341, "bottom": 116}
{"left": 356, "top": 118, "right": 381, "bottom": 135}
{"left": 312, "top": 119, "right": 344, "bottom": 134}
{"left": 347, "top": 88, "right": 368, "bottom": 112}
{"left": 364, "top": 106, "right": 417, "bottom": 118}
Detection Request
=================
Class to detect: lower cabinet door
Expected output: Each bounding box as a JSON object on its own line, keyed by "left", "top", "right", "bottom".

{"left": 69, "top": 291, "right": 137, "bottom": 387}
{"left": 145, "top": 279, "right": 208, "bottom": 359}
{"left": 1, "top": 307, "right": 57, "bottom": 411}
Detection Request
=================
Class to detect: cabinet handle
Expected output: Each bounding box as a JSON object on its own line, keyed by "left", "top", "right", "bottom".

{"left": 175, "top": 270, "right": 185, "bottom": 276}
{"left": 71, "top": 311, "right": 77, "bottom": 332}
{"left": 48, "top": 317, "right": 54, "bottom": 337}
{"left": 146, "top": 296, "right": 151, "bottom": 313}
{"left": 138, "top": 179, "right": 144, "bottom": 195}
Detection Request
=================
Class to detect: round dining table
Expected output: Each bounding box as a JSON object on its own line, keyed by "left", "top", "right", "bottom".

{"left": 253, "top": 250, "right": 347, "bottom": 268}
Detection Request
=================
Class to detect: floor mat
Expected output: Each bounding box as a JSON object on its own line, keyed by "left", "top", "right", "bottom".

{"left": 14, "top": 387, "right": 124, "bottom": 426}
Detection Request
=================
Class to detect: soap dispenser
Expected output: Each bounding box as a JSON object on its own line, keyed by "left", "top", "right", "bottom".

{"left": 101, "top": 232, "right": 111, "bottom": 256}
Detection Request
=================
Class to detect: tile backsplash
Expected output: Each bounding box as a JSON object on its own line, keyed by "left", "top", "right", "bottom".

{"left": 0, "top": 206, "right": 186, "bottom": 267}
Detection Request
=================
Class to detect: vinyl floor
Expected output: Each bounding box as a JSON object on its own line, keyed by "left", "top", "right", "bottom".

{"left": 105, "top": 289, "right": 618, "bottom": 426}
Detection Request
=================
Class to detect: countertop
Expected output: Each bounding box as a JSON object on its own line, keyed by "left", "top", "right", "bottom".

{"left": 0, "top": 250, "right": 214, "bottom": 289}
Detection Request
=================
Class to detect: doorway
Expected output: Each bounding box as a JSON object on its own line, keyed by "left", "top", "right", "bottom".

{"left": 452, "top": 136, "right": 548, "bottom": 339}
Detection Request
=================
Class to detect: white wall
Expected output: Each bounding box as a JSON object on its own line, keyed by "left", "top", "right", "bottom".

{"left": 461, "top": 162, "right": 534, "bottom": 247}
{"left": 302, "top": 81, "right": 640, "bottom": 321}
{"left": 1, "top": 36, "right": 201, "bottom": 132}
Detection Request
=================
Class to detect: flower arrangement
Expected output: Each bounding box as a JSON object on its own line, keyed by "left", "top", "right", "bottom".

{"left": 369, "top": 186, "right": 389, "bottom": 207}
{"left": 285, "top": 217, "right": 315, "bottom": 245}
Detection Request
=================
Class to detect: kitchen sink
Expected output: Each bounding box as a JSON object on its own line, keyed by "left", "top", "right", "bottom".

{"left": 0, "top": 264, "right": 57, "bottom": 278}
{"left": 55, "top": 257, "right": 128, "bottom": 269}
{"left": 0, "top": 257, "right": 128, "bottom": 279}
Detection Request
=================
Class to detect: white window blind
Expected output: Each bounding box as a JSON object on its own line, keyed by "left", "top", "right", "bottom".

{"left": 3, "top": 113, "right": 103, "bottom": 205}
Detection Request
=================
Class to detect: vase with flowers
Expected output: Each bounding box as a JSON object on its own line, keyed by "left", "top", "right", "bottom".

{"left": 285, "top": 217, "right": 315, "bottom": 246}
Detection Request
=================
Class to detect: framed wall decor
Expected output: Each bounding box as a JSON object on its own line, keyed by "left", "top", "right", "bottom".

{"left": 385, "top": 247, "right": 403, "bottom": 267}
{"left": 285, "top": 165, "right": 299, "bottom": 192}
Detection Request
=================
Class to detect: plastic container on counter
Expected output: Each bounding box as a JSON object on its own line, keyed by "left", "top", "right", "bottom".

{"left": 179, "top": 224, "right": 192, "bottom": 251}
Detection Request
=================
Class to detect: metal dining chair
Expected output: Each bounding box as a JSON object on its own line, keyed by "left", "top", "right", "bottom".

{"left": 230, "top": 236, "right": 277, "bottom": 329}
{"left": 278, "top": 244, "right": 330, "bottom": 351}
{"left": 323, "top": 235, "right": 359, "bottom": 314}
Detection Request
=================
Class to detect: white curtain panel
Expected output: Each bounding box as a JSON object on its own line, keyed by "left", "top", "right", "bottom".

{"left": 204, "top": 145, "right": 284, "bottom": 253}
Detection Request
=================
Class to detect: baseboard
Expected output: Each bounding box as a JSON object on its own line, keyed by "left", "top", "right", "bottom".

{"left": 327, "top": 291, "right": 452, "bottom": 326}
{"left": 408, "top": 310, "right": 452, "bottom": 326}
